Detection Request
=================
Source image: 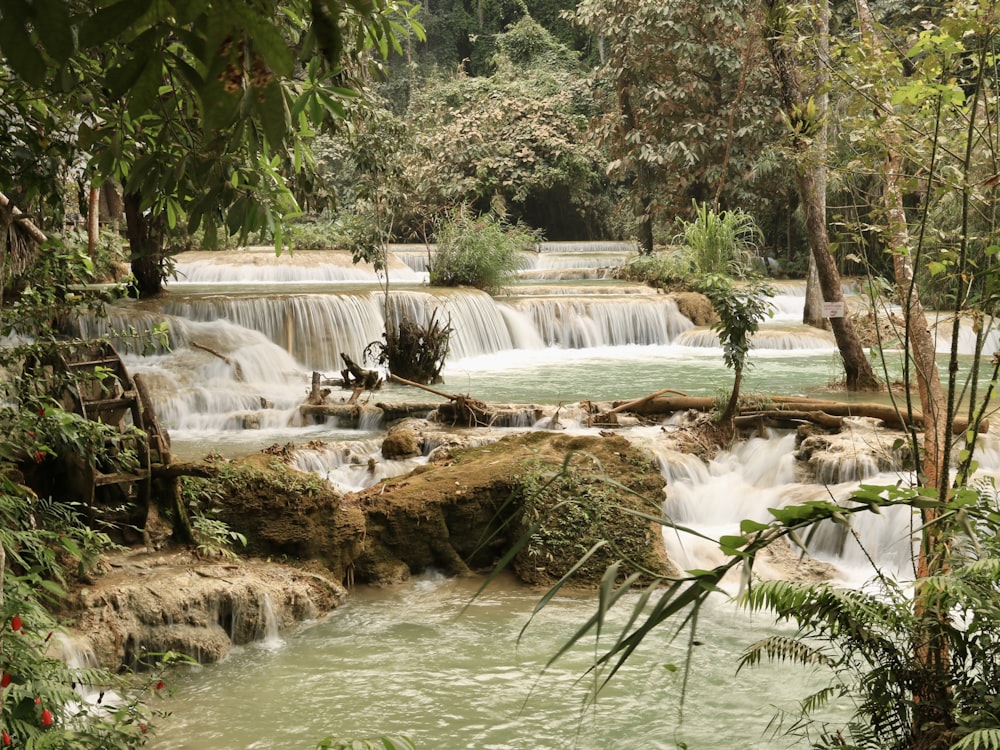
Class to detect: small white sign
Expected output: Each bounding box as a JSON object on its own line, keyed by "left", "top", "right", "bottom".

{"left": 823, "top": 300, "right": 845, "bottom": 319}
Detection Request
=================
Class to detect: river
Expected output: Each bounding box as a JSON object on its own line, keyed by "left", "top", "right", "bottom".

{"left": 78, "top": 244, "right": 992, "bottom": 749}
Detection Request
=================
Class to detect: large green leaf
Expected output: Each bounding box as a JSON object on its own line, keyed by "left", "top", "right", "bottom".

{"left": 31, "top": 0, "right": 74, "bottom": 62}
{"left": 0, "top": 9, "right": 47, "bottom": 87}
{"left": 258, "top": 78, "right": 291, "bottom": 150}
{"left": 79, "top": 0, "right": 154, "bottom": 48}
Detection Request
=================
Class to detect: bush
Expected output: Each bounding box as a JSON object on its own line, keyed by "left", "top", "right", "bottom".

{"left": 674, "top": 201, "right": 763, "bottom": 278}
{"left": 428, "top": 207, "right": 539, "bottom": 294}
{"left": 614, "top": 248, "right": 692, "bottom": 289}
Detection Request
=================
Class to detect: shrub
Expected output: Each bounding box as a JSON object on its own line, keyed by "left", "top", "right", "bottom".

{"left": 674, "top": 201, "right": 763, "bottom": 278}
{"left": 428, "top": 207, "right": 539, "bottom": 294}
{"left": 614, "top": 248, "right": 692, "bottom": 289}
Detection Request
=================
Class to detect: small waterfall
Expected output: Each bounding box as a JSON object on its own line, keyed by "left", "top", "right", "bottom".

{"left": 54, "top": 633, "right": 126, "bottom": 712}
{"left": 507, "top": 296, "right": 693, "bottom": 348}
{"left": 292, "top": 438, "right": 429, "bottom": 493}
{"left": 675, "top": 324, "right": 837, "bottom": 351}
{"left": 171, "top": 248, "right": 423, "bottom": 284}
{"left": 258, "top": 593, "right": 284, "bottom": 650}
{"left": 652, "top": 432, "right": 916, "bottom": 586}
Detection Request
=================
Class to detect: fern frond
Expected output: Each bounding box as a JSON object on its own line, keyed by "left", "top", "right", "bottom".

{"left": 739, "top": 634, "right": 836, "bottom": 671}
{"left": 951, "top": 728, "right": 1000, "bottom": 750}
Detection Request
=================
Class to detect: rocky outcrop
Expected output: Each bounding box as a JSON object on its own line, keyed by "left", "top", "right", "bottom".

{"left": 68, "top": 551, "right": 345, "bottom": 671}
{"left": 350, "top": 431, "right": 676, "bottom": 587}
{"left": 67, "top": 432, "right": 676, "bottom": 669}
{"left": 671, "top": 291, "right": 717, "bottom": 326}
{"left": 202, "top": 450, "right": 366, "bottom": 582}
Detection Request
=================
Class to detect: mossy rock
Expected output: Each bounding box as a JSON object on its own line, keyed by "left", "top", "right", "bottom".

{"left": 348, "top": 431, "right": 675, "bottom": 587}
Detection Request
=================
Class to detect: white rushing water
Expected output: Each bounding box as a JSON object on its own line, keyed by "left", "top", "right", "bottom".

{"left": 84, "top": 246, "right": 993, "bottom": 748}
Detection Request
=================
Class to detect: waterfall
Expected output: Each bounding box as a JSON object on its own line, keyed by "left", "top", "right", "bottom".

{"left": 651, "top": 431, "right": 916, "bottom": 587}
{"left": 53, "top": 633, "right": 126, "bottom": 713}
{"left": 172, "top": 248, "right": 423, "bottom": 284}
{"left": 505, "top": 296, "right": 693, "bottom": 348}
{"left": 257, "top": 593, "right": 284, "bottom": 650}
{"left": 292, "top": 438, "right": 429, "bottom": 493}
{"left": 675, "top": 325, "right": 837, "bottom": 351}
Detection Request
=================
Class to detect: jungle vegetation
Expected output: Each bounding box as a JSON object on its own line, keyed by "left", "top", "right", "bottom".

{"left": 3, "top": 0, "right": 1000, "bottom": 749}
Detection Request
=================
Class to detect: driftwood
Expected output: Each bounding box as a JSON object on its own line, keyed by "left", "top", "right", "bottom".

{"left": 340, "top": 353, "right": 381, "bottom": 390}
{"left": 191, "top": 341, "right": 244, "bottom": 382}
{"left": 608, "top": 388, "right": 689, "bottom": 415}
{"left": 389, "top": 374, "right": 494, "bottom": 427}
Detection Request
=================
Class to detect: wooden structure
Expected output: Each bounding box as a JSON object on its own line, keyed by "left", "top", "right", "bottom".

{"left": 54, "top": 342, "right": 169, "bottom": 509}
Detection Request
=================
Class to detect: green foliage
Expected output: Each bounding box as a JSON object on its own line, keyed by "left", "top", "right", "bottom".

{"left": 0, "top": 0, "right": 425, "bottom": 295}
{"left": 428, "top": 208, "right": 538, "bottom": 294}
{"left": 0, "top": 472, "right": 179, "bottom": 748}
{"left": 696, "top": 274, "right": 774, "bottom": 420}
{"left": 569, "top": 0, "right": 788, "bottom": 248}
{"left": 181, "top": 477, "right": 248, "bottom": 559}
{"left": 513, "top": 453, "right": 666, "bottom": 587}
{"left": 737, "top": 480, "right": 1000, "bottom": 749}
{"left": 697, "top": 276, "right": 775, "bottom": 374}
{"left": 675, "top": 201, "right": 764, "bottom": 278}
{"left": 398, "top": 18, "right": 618, "bottom": 241}
{"left": 613, "top": 249, "right": 692, "bottom": 289}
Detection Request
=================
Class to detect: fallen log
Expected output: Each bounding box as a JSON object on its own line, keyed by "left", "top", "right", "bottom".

{"left": 734, "top": 410, "right": 845, "bottom": 431}
{"left": 388, "top": 374, "right": 510, "bottom": 427}
{"left": 608, "top": 388, "right": 689, "bottom": 415}
{"left": 623, "top": 395, "right": 988, "bottom": 434}
{"left": 388, "top": 375, "right": 546, "bottom": 427}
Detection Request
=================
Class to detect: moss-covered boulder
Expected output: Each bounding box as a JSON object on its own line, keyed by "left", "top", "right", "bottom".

{"left": 349, "top": 431, "right": 675, "bottom": 587}
{"left": 185, "top": 451, "right": 366, "bottom": 583}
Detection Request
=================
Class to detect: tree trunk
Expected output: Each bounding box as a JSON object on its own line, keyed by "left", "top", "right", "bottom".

{"left": 123, "top": 191, "right": 164, "bottom": 297}
{"left": 802, "top": 253, "right": 827, "bottom": 328}
{"left": 87, "top": 185, "right": 100, "bottom": 257}
{"left": 764, "top": 0, "right": 880, "bottom": 391}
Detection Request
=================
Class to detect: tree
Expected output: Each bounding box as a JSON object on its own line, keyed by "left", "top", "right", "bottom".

{"left": 697, "top": 274, "right": 775, "bottom": 422}
{"left": 569, "top": 0, "right": 785, "bottom": 253}
{"left": 0, "top": 0, "right": 425, "bottom": 297}
{"left": 763, "top": 0, "right": 881, "bottom": 390}
{"left": 403, "top": 16, "right": 616, "bottom": 240}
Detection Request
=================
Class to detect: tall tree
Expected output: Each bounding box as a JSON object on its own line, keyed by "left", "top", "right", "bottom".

{"left": 763, "top": 0, "right": 881, "bottom": 390}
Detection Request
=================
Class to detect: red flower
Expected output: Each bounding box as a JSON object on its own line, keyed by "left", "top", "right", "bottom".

{"left": 155, "top": 680, "right": 164, "bottom": 690}
{"left": 40, "top": 708, "right": 52, "bottom": 727}
{"left": 33, "top": 451, "right": 44, "bottom": 463}
{"left": 10, "top": 616, "right": 21, "bottom": 632}
{"left": 0, "top": 673, "right": 10, "bottom": 688}
{"left": 33, "top": 697, "right": 40, "bottom": 705}
{"left": 2, "top": 730, "right": 10, "bottom": 745}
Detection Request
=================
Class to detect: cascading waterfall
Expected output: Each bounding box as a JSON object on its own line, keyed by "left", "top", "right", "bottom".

{"left": 127, "top": 249, "right": 1000, "bottom": 749}
{"left": 650, "top": 430, "right": 918, "bottom": 586}
{"left": 257, "top": 593, "right": 284, "bottom": 650}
